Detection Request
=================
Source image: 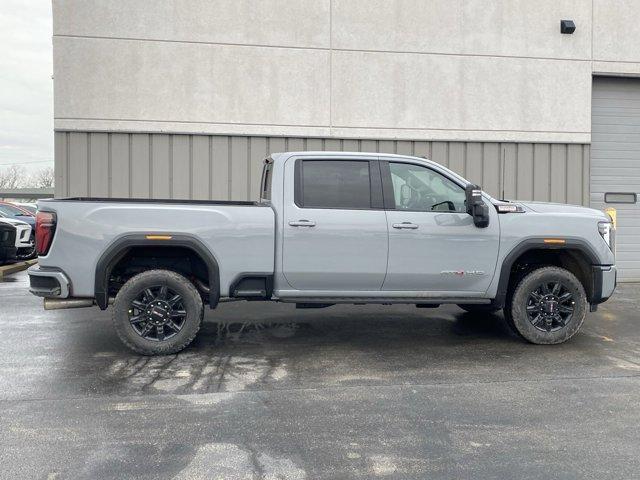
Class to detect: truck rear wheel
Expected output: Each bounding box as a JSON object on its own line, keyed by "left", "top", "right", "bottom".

{"left": 112, "top": 269, "right": 203, "bottom": 355}
{"left": 507, "top": 266, "right": 587, "bottom": 344}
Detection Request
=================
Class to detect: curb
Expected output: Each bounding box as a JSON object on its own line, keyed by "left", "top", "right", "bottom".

{"left": 0, "top": 259, "right": 38, "bottom": 280}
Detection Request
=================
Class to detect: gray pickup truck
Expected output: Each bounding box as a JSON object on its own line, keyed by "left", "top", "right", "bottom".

{"left": 29, "top": 152, "right": 616, "bottom": 355}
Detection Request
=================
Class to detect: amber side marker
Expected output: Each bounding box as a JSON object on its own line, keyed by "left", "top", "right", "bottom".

{"left": 145, "top": 235, "right": 173, "bottom": 240}
{"left": 543, "top": 239, "right": 566, "bottom": 244}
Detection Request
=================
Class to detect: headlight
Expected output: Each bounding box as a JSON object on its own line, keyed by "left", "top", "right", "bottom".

{"left": 598, "top": 221, "right": 614, "bottom": 252}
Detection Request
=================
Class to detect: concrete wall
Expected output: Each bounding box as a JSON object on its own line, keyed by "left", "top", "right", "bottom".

{"left": 54, "top": 131, "right": 590, "bottom": 206}
{"left": 52, "top": 0, "right": 640, "bottom": 144}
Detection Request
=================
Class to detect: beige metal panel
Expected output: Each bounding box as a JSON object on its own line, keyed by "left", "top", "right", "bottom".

{"left": 67, "top": 133, "right": 88, "bottom": 197}
{"left": 430, "top": 142, "right": 449, "bottom": 168}
{"left": 150, "top": 134, "right": 170, "bottom": 199}
{"left": 502, "top": 143, "right": 518, "bottom": 200}
{"left": 342, "top": 139, "right": 360, "bottom": 152}
{"left": 211, "top": 137, "right": 230, "bottom": 200}
{"left": 396, "top": 141, "right": 413, "bottom": 156}
{"left": 448, "top": 143, "right": 465, "bottom": 177}
{"left": 323, "top": 139, "right": 342, "bottom": 151}
{"left": 550, "top": 144, "right": 567, "bottom": 203}
{"left": 465, "top": 143, "right": 483, "bottom": 187}
{"left": 229, "top": 137, "right": 249, "bottom": 201}
{"left": 359, "top": 140, "right": 377, "bottom": 153}
{"left": 287, "top": 138, "right": 306, "bottom": 152}
{"left": 89, "top": 133, "right": 108, "bottom": 198}
{"left": 171, "top": 135, "right": 191, "bottom": 200}
{"left": 55, "top": 133, "right": 590, "bottom": 209}
{"left": 482, "top": 143, "right": 501, "bottom": 199}
{"left": 413, "top": 142, "right": 431, "bottom": 159}
{"left": 130, "top": 134, "right": 150, "bottom": 199}
{"left": 190, "top": 136, "right": 210, "bottom": 201}
{"left": 305, "top": 138, "right": 323, "bottom": 151}
{"left": 54, "top": 132, "right": 68, "bottom": 198}
{"left": 110, "top": 134, "right": 130, "bottom": 198}
{"left": 249, "top": 137, "right": 268, "bottom": 201}
{"left": 515, "top": 143, "right": 534, "bottom": 201}
{"left": 533, "top": 144, "right": 551, "bottom": 201}
{"left": 583, "top": 145, "right": 591, "bottom": 205}
{"left": 377, "top": 141, "right": 395, "bottom": 154}
{"left": 566, "top": 144, "right": 584, "bottom": 206}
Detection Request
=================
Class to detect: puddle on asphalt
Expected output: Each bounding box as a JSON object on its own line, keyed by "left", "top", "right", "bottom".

{"left": 99, "top": 321, "right": 300, "bottom": 395}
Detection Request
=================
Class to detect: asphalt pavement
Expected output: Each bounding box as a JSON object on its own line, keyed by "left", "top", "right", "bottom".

{"left": 1, "top": 270, "right": 639, "bottom": 479}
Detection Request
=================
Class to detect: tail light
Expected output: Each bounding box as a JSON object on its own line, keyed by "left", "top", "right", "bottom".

{"left": 36, "top": 211, "right": 57, "bottom": 256}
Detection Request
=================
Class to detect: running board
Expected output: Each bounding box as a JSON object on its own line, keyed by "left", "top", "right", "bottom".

{"left": 279, "top": 297, "right": 492, "bottom": 305}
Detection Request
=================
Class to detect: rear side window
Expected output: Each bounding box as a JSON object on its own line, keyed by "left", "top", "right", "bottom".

{"left": 297, "top": 160, "right": 372, "bottom": 209}
{"left": 260, "top": 160, "right": 273, "bottom": 201}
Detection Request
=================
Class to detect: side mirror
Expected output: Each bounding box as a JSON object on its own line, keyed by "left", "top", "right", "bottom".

{"left": 465, "top": 184, "right": 490, "bottom": 228}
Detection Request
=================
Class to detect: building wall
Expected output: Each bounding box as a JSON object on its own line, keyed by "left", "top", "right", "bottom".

{"left": 53, "top": 0, "right": 640, "bottom": 144}
{"left": 54, "top": 131, "right": 590, "bottom": 206}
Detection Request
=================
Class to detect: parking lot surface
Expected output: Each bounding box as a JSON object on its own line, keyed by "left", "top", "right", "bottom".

{"left": 1, "top": 270, "right": 639, "bottom": 479}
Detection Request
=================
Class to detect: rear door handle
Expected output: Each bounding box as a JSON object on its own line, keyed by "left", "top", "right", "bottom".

{"left": 289, "top": 219, "right": 316, "bottom": 227}
{"left": 392, "top": 222, "right": 418, "bottom": 229}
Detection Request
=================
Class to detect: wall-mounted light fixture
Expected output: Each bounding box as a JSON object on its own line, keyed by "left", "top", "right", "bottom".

{"left": 560, "top": 20, "right": 576, "bottom": 34}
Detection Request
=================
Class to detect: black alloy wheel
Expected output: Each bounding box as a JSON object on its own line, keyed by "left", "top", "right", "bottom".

{"left": 112, "top": 269, "right": 204, "bottom": 355}
{"left": 128, "top": 285, "right": 187, "bottom": 341}
{"left": 525, "top": 281, "right": 575, "bottom": 333}
{"left": 506, "top": 266, "right": 587, "bottom": 345}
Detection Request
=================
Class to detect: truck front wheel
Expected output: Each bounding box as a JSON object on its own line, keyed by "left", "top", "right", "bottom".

{"left": 507, "top": 266, "right": 587, "bottom": 344}
{"left": 112, "top": 269, "right": 204, "bottom": 355}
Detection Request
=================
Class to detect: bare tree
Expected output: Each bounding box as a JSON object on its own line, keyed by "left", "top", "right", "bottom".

{"left": 31, "top": 167, "right": 55, "bottom": 188}
{"left": 0, "top": 165, "right": 25, "bottom": 189}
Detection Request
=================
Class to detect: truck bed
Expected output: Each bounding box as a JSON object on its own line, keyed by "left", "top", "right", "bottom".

{"left": 37, "top": 198, "right": 275, "bottom": 297}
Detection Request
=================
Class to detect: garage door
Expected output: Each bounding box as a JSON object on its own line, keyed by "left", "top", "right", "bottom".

{"left": 592, "top": 77, "right": 640, "bottom": 282}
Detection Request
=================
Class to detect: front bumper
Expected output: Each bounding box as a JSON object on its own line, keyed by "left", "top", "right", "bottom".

{"left": 591, "top": 265, "right": 617, "bottom": 305}
{"left": 28, "top": 265, "right": 71, "bottom": 298}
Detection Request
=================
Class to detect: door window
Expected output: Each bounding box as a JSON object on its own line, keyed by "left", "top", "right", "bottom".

{"left": 389, "top": 162, "right": 466, "bottom": 212}
{"left": 297, "top": 160, "right": 372, "bottom": 209}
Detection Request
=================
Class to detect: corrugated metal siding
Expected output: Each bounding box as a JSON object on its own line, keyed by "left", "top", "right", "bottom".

{"left": 55, "top": 132, "right": 590, "bottom": 205}
{"left": 592, "top": 77, "right": 640, "bottom": 281}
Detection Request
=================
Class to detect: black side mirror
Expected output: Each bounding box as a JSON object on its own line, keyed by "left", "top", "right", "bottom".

{"left": 465, "top": 184, "right": 490, "bottom": 228}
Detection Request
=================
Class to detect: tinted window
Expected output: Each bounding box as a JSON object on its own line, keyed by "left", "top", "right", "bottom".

{"left": 389, "top": 162, "right": 466, "bottom": 212}
{"left": 0, "top": 204, "right": 24, "bottom": 216}
{"left": 300, "top": 160, "right": 371, "bottom": 209}
{"left": 260, "top": 161, "right": 273, "bottom": 201}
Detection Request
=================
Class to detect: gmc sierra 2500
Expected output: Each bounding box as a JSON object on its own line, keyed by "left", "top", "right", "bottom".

{"left": 29, "top": 152, "right": 616, "bottom": 355}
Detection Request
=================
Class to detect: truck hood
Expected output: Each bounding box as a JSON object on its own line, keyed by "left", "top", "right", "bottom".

{"left": 0, "top": 217, "right": 30, "bottom": 227}
{"left": 516, "top": 201, "right": 607, "bottom": 219}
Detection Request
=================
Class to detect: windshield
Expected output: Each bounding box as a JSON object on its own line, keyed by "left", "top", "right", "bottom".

{"left": 0, "top": 204, "right": 27, "bottom": 216}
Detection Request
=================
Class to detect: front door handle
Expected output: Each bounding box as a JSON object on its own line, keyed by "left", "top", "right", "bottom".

{"left": 392, "top": 222, "right": 418, "bottom": 229}
{"left": 289, "top": 219, "right": 316, "bottom": 227}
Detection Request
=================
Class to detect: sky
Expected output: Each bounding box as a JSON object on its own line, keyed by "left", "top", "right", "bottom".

{"left": 0, "top": 0, "right": 53, "bottom": 173}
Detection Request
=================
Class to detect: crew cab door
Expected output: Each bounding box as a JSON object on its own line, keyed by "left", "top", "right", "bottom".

{"left": 281, "top": 157, "right": 388, "bottom": 291}
{"left": 380, "top": 160, "right": 499, "bottom": 294}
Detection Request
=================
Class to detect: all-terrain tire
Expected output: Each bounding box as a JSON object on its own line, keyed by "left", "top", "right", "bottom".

{"left": 457, "top": 304, "right": 501, "bottom": 314}
{"left": 508, "top": 266, "right": 587, "bottom": 345}
{"left": 112, "top": 269, "right": 203, "bottom": 355}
